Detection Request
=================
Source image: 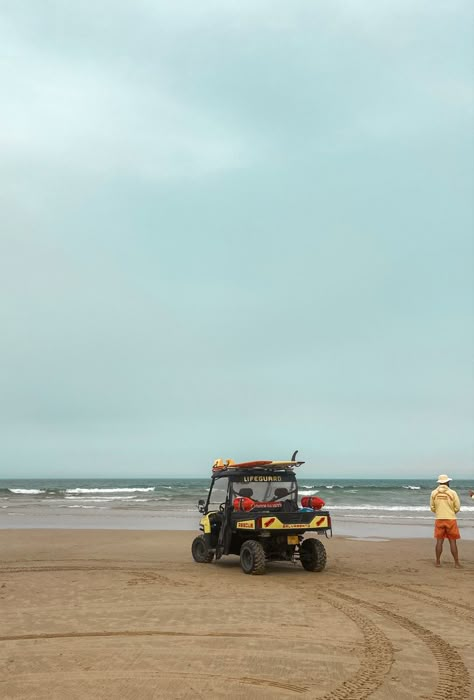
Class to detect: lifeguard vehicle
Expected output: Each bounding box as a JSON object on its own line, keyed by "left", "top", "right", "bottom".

{"left": 191, "top": 452, "right": 331, "bottom": 575}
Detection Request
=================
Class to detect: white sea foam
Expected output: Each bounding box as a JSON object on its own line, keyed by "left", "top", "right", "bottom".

{"left": 9, "top": 489, "right": 45, "bottom": 494}
{"left": 65, "top": 495, "right": 137, "bottom": 501}
{"left": 402, "top": 485, "right": 421, "bottom": 490}
{"left": 299, "top": 489, "right": 320, "bottom": 496}
{"left": 67, "top": 505, "right": 96, "bottom": 509}
{"left": 65, "top": 487, "right": 154, "bottom": 494}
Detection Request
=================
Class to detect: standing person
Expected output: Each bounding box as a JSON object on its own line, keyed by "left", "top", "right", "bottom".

{"left": 430, "top": 474, "right": 461, "bottom": 568}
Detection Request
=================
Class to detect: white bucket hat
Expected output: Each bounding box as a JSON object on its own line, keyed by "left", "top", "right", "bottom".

{"left": 437, "top": 474, "right": 452, "bottom": 483}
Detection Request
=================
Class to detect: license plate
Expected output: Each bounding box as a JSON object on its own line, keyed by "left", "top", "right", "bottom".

{"left": 287, "top": 536, "right": 299, "bottom": 545}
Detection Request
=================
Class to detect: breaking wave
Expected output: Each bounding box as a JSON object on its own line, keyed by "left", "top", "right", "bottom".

{"left": 65, "top": 487, "right": 155, "bottom": 494}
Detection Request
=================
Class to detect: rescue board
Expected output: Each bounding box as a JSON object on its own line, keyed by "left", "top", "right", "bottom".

{"left": 225, "top": 460, "right": 273, "bottom": 469}
{"left": 227, "top": 459, "right": 272, "bottom": 469}
{"left": 212, "top": 459, "right": 273, "bottom": 472}
{"left": 212, "top": 459, "right": 303, "bottom": 472}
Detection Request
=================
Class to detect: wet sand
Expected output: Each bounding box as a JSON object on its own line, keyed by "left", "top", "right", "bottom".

{"left": 2, "top": 509, "right": 473, "bottom": 540}
{"left": 0, "top": 530, "right": 473, "bottom": 699}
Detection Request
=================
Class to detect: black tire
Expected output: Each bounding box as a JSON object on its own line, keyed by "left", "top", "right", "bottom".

{"left": 191, "top": 535, "right": 214, "bottom": 563}
{"left": 240, "top": 540, "right": 266, "bottom": 575}
{"left": 300, "top": 537, "right": 327, "bottom": 572}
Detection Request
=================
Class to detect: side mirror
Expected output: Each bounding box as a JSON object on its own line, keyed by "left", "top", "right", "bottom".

{"left": 198, "top": 499, "right": 205, "bottom": 513}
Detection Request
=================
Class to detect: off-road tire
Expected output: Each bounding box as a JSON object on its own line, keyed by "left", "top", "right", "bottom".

{"left": 300, "top": 537, "right": 327, "bottom": 572}
{"left": 191, "top": 535, "right": 214, "bottom": 563}
{"left": 240, "top": 540, "right": 266, "bottom": 575}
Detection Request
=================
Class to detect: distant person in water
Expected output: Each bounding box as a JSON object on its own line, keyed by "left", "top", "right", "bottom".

{"left": 430, "top": 475, "right": 461, "bottom": 568}
{"left": 469, "top": 490, "right": 474, "bottom": 500}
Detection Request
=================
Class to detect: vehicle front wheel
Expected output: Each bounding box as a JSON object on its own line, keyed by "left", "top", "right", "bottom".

{"left": 191, "top": 535, "right": 214, "bottom": 563}
{"left": 240, "top": 540, "right": 266, "bottom": 575}
{"left": 300, "top": 537, "right": 327, "bottom": 572}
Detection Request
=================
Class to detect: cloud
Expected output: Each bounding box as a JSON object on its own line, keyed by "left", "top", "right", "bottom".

{"left": 2, "top": 0, "right": 472, "bottom": 190}
{"left": 0, "top": 24, "right": 251, "bottom": 187}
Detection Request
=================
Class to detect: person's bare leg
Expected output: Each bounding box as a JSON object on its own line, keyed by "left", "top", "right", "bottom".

{"left": 449, "top": 539, "right": 461, "bottom": 568}
{"left": 435, "top": 539, "right": 444, "bottom": 566}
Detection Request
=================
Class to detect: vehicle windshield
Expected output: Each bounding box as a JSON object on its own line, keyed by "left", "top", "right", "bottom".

{"left": 230, "top": 479, "right": 297, "bottom": 503}
{"left": 207, "top": 478, "right": 228, "bottom": 507}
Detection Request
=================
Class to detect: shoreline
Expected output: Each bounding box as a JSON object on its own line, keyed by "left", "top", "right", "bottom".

{"left": 1, "top": 510, "right": 473, "bottom": 539}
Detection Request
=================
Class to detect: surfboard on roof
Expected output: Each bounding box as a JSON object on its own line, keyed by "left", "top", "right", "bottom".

{"left": 212, "top": 457, "right": 304, "bottom": 472}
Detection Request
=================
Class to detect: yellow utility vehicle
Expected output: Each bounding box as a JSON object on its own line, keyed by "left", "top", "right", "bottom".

{"left": 191, "top": 452, "right": 331, "bottom": 575}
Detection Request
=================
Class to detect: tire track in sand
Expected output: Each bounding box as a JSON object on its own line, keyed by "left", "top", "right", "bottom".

{"left": 0, "top": 566, "right": 188, "bottom": 588}
{"left": 392, "top": 583, "right": 474, "bottom": 619}
{"left": 335, "top": 572, "right": 474, "bottom": 624}
{"left": 239, "top": 677, "right": 307, "bottom": 694}
{"left": 0, "top": 565, "right": 168, "bottom": 574}
{"left": 0, "top": 669, "right": 307, "bottom": 695}
{"left": 1, "top": 558, "right": 163, "bottom": 565}
{"left": 317, "top": 593, "right": 393, "bottom": 700}
{"left": 0, "top": 629, "right": 271, "bottom": 642}
{"left": 330, "top": 589, "right": 471, "bottom": 700}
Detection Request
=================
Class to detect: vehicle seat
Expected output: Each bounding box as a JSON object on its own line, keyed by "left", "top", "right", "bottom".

{"left": 281, "top": 499, "right": 298, "bottom": 512}
{"left": 238, "top": 488, "right": 254, "bottom": 498}
{"left": 274, "top": 488, "right": 289, "bottom": 499}
{"left": 274, "top": 487, "right": 298, "bottom": 512}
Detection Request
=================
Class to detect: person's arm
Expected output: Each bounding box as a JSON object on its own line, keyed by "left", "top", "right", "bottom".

{"left": 430, "top": 492, "right": 436, "bottom": 513}
{"left": 453, "top": 492, "right": 461, "bottom": 513}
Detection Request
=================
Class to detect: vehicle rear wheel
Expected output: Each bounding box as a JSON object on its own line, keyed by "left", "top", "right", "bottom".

{"left": 240, "top": 540, "right": 266, "bottom": 575}
{"left": 191, "top": 535, "right": 214, "bottom": 563}
{"left": 300, "top": 537, "right": 327, "bottom": 572}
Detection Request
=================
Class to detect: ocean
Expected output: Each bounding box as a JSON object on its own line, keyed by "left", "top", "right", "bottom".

{"left": 1, "top": 477, "right": 473, "bottom": 538}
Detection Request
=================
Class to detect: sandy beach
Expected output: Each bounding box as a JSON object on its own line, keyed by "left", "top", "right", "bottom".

{"left": 0, "top": 530, "right": 472, "bottom": 699}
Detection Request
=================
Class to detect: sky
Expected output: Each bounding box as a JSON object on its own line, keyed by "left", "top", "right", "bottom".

{"left": 1, "top": 1, "right": 473, "bottom": 479}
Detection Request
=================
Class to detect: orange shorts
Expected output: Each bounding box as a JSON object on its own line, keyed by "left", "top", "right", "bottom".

{"left": 434, "top": 519, "right": 460, "bottom": 540}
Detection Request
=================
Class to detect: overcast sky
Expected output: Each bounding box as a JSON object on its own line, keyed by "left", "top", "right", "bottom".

{"left": 1, "top": 1, "right": 473, "bottom": 479}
